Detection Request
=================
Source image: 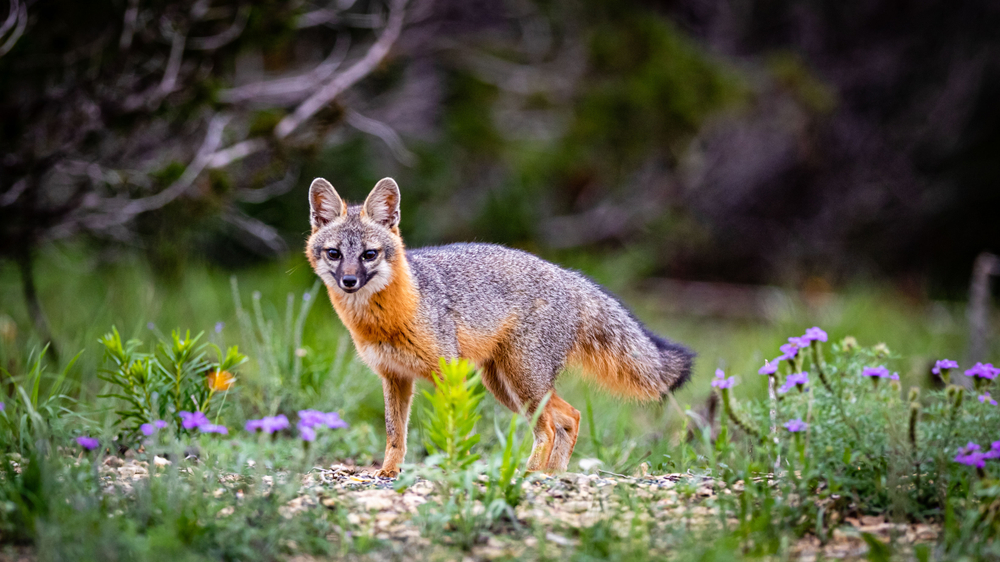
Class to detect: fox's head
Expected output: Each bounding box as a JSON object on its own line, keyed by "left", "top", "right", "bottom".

{"left": 306, "top": 177, "right": 403, "bottom": 299}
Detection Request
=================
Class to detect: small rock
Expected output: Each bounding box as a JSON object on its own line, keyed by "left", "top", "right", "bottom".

{"left": 153, "top": 456, "right": 171, "bottom": 467}
{"left": 103, "top": 456, "right": 124, "bottom": 468}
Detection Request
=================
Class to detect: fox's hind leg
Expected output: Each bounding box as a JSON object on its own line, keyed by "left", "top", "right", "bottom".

{"left": 526, "top": 406, "right": 556, "bottom": 472}
{"left": 544, "top": 393, "right": 580, "bottom": 472}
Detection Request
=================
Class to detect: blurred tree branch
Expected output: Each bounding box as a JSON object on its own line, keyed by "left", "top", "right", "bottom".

{"left": 0, "top": 0, "right": 412, "bottom": 354}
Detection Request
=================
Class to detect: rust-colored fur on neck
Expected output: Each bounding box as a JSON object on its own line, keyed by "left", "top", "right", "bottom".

{"left": 322, "top": 250, "right": 438, "bottom": 379}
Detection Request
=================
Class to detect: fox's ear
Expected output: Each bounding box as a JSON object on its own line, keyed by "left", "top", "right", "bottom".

{"left": 309, "top": 178, "right": 345, "bottom": 229}
{"left": 362, "top": 177, "right": 401, "bottom": 229}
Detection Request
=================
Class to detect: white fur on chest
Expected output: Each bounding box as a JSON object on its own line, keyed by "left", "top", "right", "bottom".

{"left": 357, "top": 342, "right": 427, "bottom": 379}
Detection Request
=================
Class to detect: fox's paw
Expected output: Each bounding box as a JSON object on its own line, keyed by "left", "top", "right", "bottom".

{"left": 375, "top": 466, "right": 400, "bottom": 479}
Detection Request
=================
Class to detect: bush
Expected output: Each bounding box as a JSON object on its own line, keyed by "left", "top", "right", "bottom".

{"left": 712, "top": 328, "right": 1000, "bottom": 555}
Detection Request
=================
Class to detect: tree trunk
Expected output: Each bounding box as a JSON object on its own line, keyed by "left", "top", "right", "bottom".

{"left": 16, "top": 248, "right": 59, "bottom": 364}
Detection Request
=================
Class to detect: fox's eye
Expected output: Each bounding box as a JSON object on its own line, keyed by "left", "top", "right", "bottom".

{"left": 362, "top": 249, "right": 378, "bottom": 261}
{"left": 326, "top": 249, "right": 341, "bottom": 260}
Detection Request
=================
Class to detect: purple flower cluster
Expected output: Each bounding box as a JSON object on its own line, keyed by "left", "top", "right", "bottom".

{"left": 954, "top": 441, "right": 1000, "bottom": 468}
{"left": 76, "top": 436, "right": 100, "bottom": 450}
{"left": 758, "top": 361, "right": 778, "bottom": 376}
{"left": 711, "top": 369, "right": 737, "bottom": 389}
{"left": 979, "top": 392, "right": 998, "bottom": 406}
{"left": 931, "top": 359, "right": 959, "bottom": 376}
{"left": 777, "top": 343, "right": 798, "bottom": 362}
{"left": 140, "top": 420, "right": 168, "bottom": 436}
{"left": 804, "top": 327, "right": 828, "bottom": 342}
{"left": 179, "top": 411, "right": 228, "bottom": 435}
{"left": 965, "top": 362, "right": 999, "bottom": 380}
{"left": 296, "top": 410, "right": 349, "bottom": 441}
{"left": 783, "top": 418, "right": 808, "bottom": 433}
{"left": 769, "top": 327, "right": 827, "bottom": 365}
{"left": 778, "top": 372, "right": 809, "bottom": 394}
{"left": 862, "top": 366, "right": 899, "bottom": 380}
{"left": 179, "top": 411, "right": 210, "bottom": 429}
{"left": 245, "top": 414, "right": 290, "bottom": 434}
{"left": 298, "top": 410, "right": 349, "bottom": 429}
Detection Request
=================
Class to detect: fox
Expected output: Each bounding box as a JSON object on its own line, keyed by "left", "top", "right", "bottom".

{"left": 306, "top": 177, "right": 694, "bottom": 477}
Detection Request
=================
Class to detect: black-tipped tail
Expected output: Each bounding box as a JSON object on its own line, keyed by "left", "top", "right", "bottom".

{"left": 643, "top": 327, "right": 695, "bottom": 393}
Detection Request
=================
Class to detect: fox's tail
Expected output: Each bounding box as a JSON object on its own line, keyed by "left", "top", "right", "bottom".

{"left": 568, "top": 286, "right": 694, "bottom": 401}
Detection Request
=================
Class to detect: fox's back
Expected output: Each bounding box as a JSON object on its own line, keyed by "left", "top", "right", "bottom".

{"left": 407, "top": 243, "right": 608, "bottom": 361}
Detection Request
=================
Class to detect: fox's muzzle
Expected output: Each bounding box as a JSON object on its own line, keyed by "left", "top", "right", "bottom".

{"left": 336, "top": 261, "right": 368, "bottom": 293}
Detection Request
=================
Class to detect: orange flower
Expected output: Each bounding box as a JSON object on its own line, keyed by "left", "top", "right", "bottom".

{"left": 207, "top": 370, "right": 235, "bottom": 392}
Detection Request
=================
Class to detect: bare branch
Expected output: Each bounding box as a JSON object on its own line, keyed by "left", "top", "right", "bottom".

{"left": 295, "top": 8, "right": 341, "bottom": 29}
{"left": 296, "top": 9, "right": 383, "bottom": 29}
{"left": 0, "top": 0, "right": 20, "bottom": 39}
{"left": 235, "top": 167, "right": 299, "bottom": 203}
{"left": 119, "top": 0, "right": 139, "bottom": 50}
{"left": 187, "top": 4, "right": 250, "bottom": 50}
{"left": 218, "top": 33, "right": 350, "bottom": 104}
{"left": 223, "top": 208, "right": 287, "bottom": 254}
{"left": 345, "top": 109, "right": 415, "bottom": 166}
{"left": 205, "top": 138, "right": 267, "bottom": 169}
{"left": 158, "top": 27, "right": 187, "bottom": 95}
{"left": 118, "top": 113, "right": 231, "bottom": 217}
{"left": 0, "top": 178, "right": 28, "bottom": 207}
{"left": 0, "top": 0, "right": 27, "bottom": 58}
{"left": 275, "top": 0, "right": 408, "bottom": 139}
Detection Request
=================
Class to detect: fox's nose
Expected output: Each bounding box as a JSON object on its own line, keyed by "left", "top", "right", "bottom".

{"left": 341, "top": 275, "right": 358, "bottom": 288}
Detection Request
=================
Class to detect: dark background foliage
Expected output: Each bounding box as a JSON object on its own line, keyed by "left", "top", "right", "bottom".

{"left": 2, "top": 0, "right": 999, "bottom": 325}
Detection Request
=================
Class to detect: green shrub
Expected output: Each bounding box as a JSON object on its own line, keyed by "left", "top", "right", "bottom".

{"left": 98, "top": 327, "right": 246, "bottom": 441}
{"left": 712, "top": 328, "right": 1000, "bottom": 556}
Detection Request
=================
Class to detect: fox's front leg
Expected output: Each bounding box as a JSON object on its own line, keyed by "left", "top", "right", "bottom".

{"left": 377, "top": 373, "right": 414, "bottom": 478}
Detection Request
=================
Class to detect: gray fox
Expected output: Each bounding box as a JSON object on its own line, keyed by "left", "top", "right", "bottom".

{"left": 306, "top": 177, "right": 694, "bottom": 477}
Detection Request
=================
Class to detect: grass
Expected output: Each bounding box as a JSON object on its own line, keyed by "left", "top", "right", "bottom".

{"left": 0, "top": 246, "right": 997, "bottom": 560}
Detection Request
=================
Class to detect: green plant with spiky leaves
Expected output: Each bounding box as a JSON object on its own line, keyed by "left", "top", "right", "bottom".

{"left": 98, "top": 327, "right": 246, "bottom": 440}
{"left": 419, "top": 358, "right": 485, "bottom": 471}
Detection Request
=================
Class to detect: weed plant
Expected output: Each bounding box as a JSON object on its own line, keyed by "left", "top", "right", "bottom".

{"left": 708, "top": 329, "right": 1000, "bottom": 558}
{"left": 397, "top": 358, "right": 541, "bottom": 550}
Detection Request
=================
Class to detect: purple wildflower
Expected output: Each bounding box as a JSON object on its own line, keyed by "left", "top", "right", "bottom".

{"left": 788, "top": 372, "right": 810, "bottom": 386}
{"left": 179, "top": 411, "right": 210, "bottom": 430}
{"left": 979, "top": 392, "right": 998, "bottom": 406}
{"left": 803, "top": 327, "right": 828, "bottom": 342}
{"left": 140, "top": 419, "right": 168, "bottom": 436}
{"left": 783, "top": 418, "right": 808, "bottom": 432}
{"left": 758, "top": 361, "right": 778, "bottom": 376}
{"left": 245, "top": 414, "right": 291, "bottom": 434}
{"left": 198, "top": 424, "right": 229, "bottom": 435}
{"left": 965, "top": 362, "right": 999, "bottom": 380}
{"left": 932, "top": 359, "right": 959, "bottom": 375}
{"left": 298, "top": 423, "right": 316, "bottom": 442}
{"left": 76, "top": 436, "right": 99, "bottom": 450}
{"left": 297, "top": 410, "right": 349, "bottom": 429}
{"left": 710, "top": 368, "right": 737, "bottom": 389}
{"left": 862, "top": 366, "right": 897, "bottom": 380}
{"left": 778, "top": 372, "right": 809, "bottom": 394}
{"left": 777, "top": 343, "right": 799, "bottom": 361}
{"left": 0, "top": 402, "right": 4, "bottom": 411}
{"left": 215, "top": 322, "right": 225, "bottom": 334}
{"left": 986, "top": 442, "right": 1000, "bottom": 460}
{"left": 862, "top": 366, "right": 889, "bottom": 378}
{"left": 955, "top": 442, "right": 987, "bottom": 468}
{"left": 788, "top": 336, "right": 811, "bottom": 348}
